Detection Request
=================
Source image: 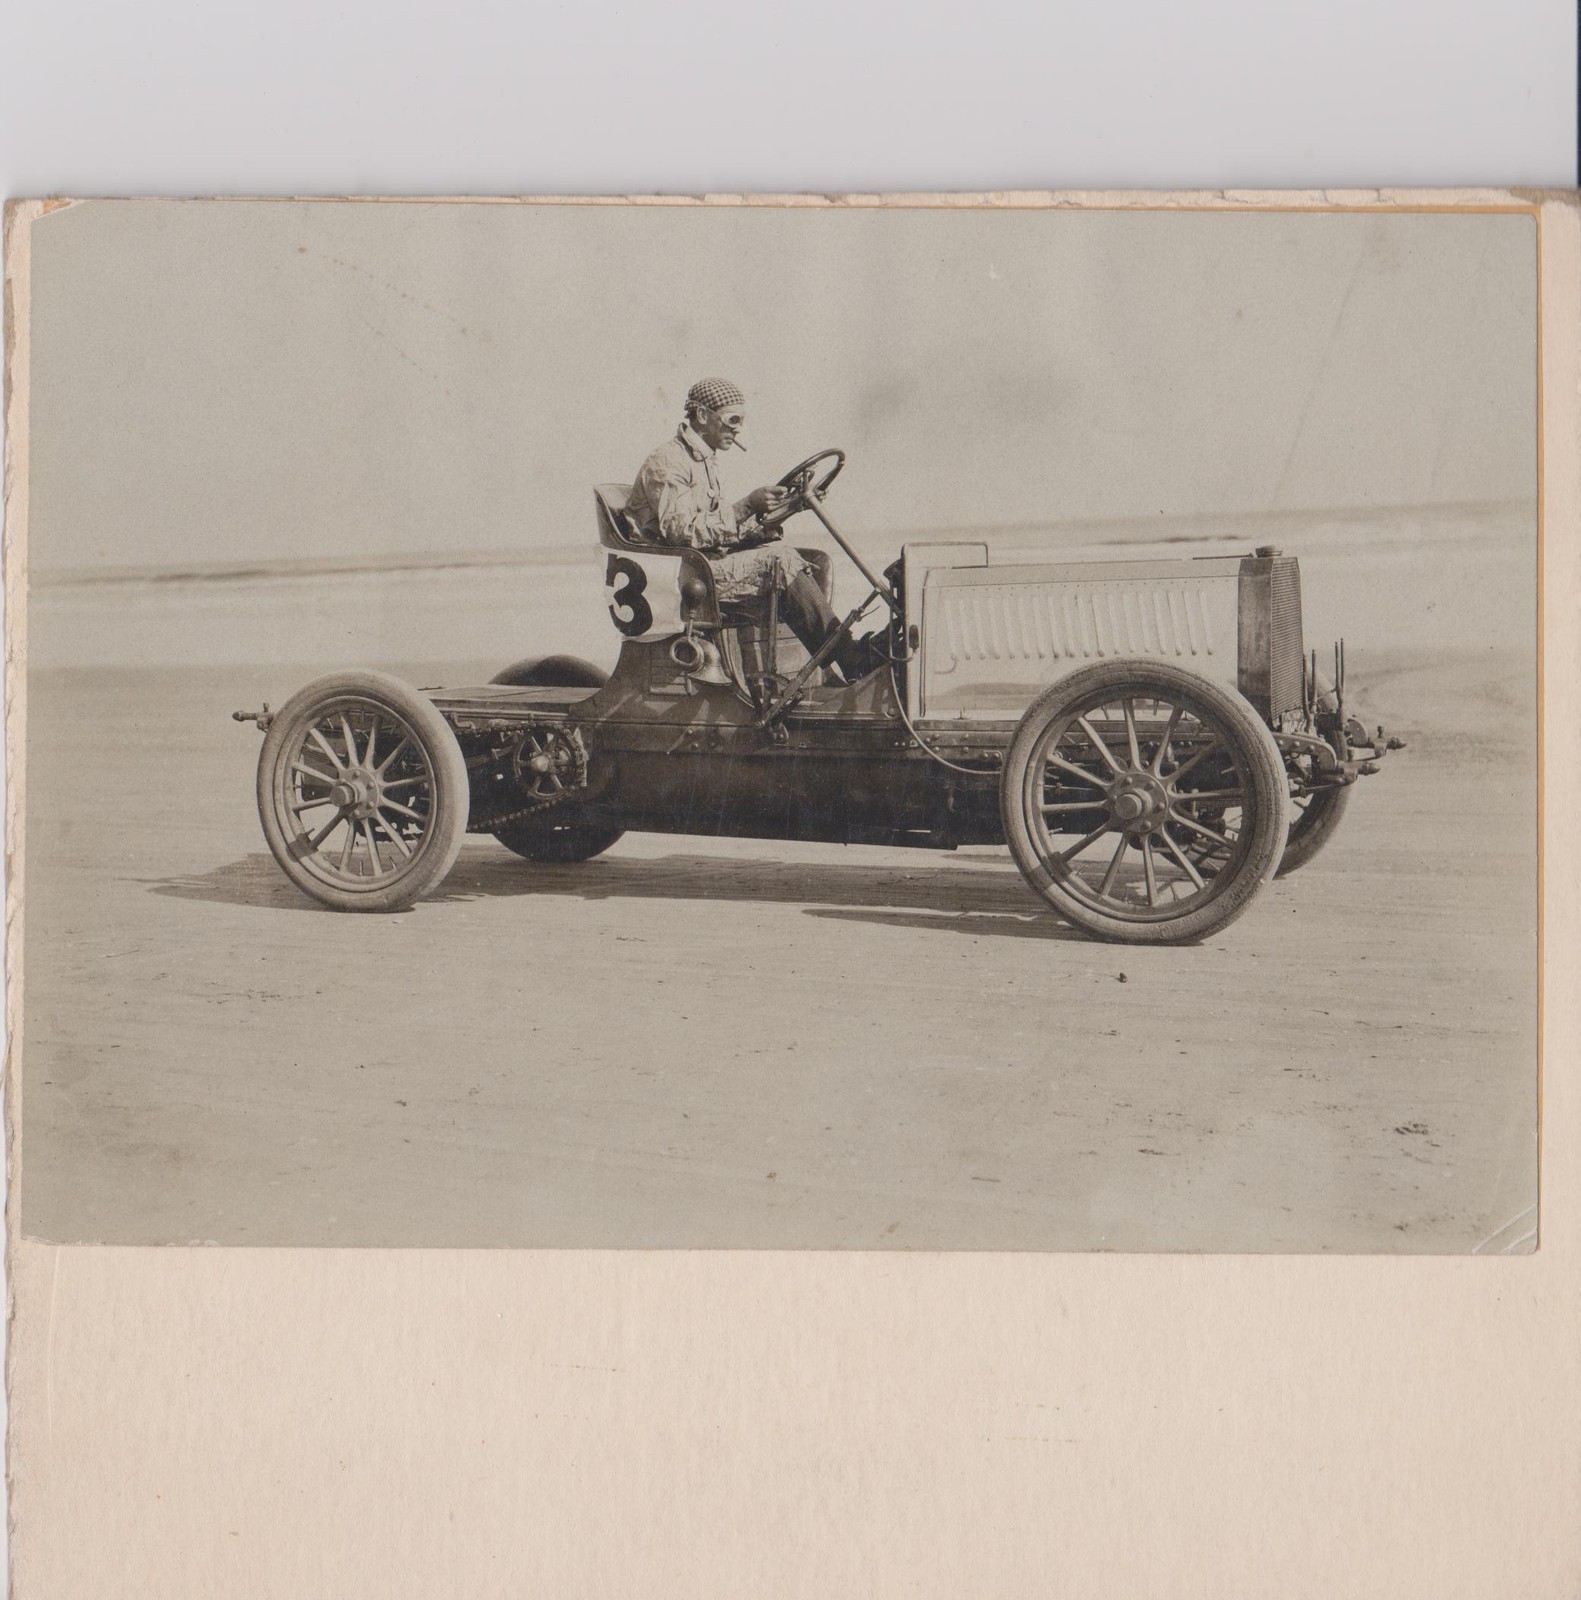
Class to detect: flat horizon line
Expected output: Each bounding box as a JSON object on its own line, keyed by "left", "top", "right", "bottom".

{"left": 31, "top": 497, "right": 1533, "bottom": 588}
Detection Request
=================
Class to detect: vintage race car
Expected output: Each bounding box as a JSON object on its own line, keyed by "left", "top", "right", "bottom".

{"left": 236, "top": 449, "right": 1401, "bottom": 943}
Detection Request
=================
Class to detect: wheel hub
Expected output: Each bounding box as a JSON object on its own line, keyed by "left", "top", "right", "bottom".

{"left": 1107, "top": 771, "right": 1169, "bottom": 836}
{"left": 330, "top": 767, "right": 381, "bottom": 819}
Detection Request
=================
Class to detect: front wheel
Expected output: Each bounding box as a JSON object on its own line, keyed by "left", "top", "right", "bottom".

{"left": 1000, "top": 659, "right": 1289, "bottom": 944}
{"left": 1276, "top": 782, "right": 1351, "bottom": 876}
{"left": 256, "top": 670, "right": 470, "bottom": 912}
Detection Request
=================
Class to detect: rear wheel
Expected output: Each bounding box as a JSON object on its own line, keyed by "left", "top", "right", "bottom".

{"left": 487, "top": 654, "right": 624, "bottom": 862}
{"left": 257, "top": 670, "right": 469, "bottom": 911}
{"left": 489, "top": 654, "right": 608, "bottom": 690}
{"left": 1000, "top": 659, "right": 1289, "bottom": 944}
{"left": 492, "top": 816, "right": 626, "bottom": 863}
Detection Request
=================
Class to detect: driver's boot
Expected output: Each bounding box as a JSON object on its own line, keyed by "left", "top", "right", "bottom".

{"left": 780, "top": 572, "right": 874, "bottom": 684}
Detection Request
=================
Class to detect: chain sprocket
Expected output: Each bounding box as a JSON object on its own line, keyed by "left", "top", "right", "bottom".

{"left": 469, "top": 723, "right": 590, "bottom": 832}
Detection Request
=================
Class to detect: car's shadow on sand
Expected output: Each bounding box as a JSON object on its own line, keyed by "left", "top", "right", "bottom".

{"left": 141, "top": 848, "right": 1084, "bottom": 940}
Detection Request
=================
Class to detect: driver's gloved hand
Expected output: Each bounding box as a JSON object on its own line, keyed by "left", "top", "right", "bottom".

{"left": 744, "top": 485, "right": 789, "bottom": 516}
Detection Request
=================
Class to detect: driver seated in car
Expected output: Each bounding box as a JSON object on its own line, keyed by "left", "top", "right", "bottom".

{"left": 627, "top": 377, "right": 873, "bottom": 689}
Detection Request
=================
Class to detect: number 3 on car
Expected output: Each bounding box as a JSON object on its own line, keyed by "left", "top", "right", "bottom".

{"left": 603, "top": 548, "right": 683, "bottom": 639}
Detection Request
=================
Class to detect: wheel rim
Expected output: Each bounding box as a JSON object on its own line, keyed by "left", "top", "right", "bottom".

{"left": 268, "top": 695, "right": 443, "bottom": 894}
{"left": 1021, "top": 684, "right": 1261, "bottom": 924}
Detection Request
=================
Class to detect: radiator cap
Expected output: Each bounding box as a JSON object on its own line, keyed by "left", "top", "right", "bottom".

{"left": 1255, "top": 544, "right": 1282, "bottom": 557}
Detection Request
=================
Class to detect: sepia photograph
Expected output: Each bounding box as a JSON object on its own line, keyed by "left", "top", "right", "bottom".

{"left": 8, "top": 195, "right": 1540, "bottom": 1250}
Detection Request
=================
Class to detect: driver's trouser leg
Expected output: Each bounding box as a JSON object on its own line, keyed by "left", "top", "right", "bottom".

{"left": 780, "top": 570, "right": 873, "bottom": 684}
{"left": 779, "top": 570, "right": 841, "bottom": 669}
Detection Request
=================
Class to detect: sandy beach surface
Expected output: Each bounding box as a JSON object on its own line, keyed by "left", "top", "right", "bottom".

{"left": 18, "top": 522, "right": 1538, "bottom": 1249}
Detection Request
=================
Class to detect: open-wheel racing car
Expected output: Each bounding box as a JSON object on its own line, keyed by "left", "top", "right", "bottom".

{"left": 237, "top": 448, "right": 1402, "bottom": 944}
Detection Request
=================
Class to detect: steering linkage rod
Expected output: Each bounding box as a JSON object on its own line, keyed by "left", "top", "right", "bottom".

{"left": 802, "top": 491, "right": 899, "bottom": 611}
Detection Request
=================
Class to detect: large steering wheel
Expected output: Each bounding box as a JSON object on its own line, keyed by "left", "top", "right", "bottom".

{"left": 737, "top": 443, "right": 898, "bottom": 617}
{"left": 755, "top": 448, "right": 845, "bottom": 531}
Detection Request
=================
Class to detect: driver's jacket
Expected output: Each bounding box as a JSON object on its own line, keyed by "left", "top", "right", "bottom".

{"left": 627, "top": 424, "right": 751, "bottom": 552}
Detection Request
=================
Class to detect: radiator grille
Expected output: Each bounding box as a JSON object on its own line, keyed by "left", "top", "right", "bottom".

{"left": 1236, "top": 554, "right": 1305, "bottom": 719}
{"left": 1268, "top": 558, "right": 1304, "bottom": 717}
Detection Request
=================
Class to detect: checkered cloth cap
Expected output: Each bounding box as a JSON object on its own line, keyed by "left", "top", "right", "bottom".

{"left": 686, "top": 377, "right": 747, "bottom": 414}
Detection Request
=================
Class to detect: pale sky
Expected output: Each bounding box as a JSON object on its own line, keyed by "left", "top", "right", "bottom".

{"left": 25, "top": 200, "right": 1538, "bottom": 573}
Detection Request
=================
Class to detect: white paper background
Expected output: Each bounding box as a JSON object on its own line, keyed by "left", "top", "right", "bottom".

{"left": 1, "top": 3, "right": 1575, "bottom": 1594}
{"left": 0, "top": 0, "right": 1575, "bottom": 194}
